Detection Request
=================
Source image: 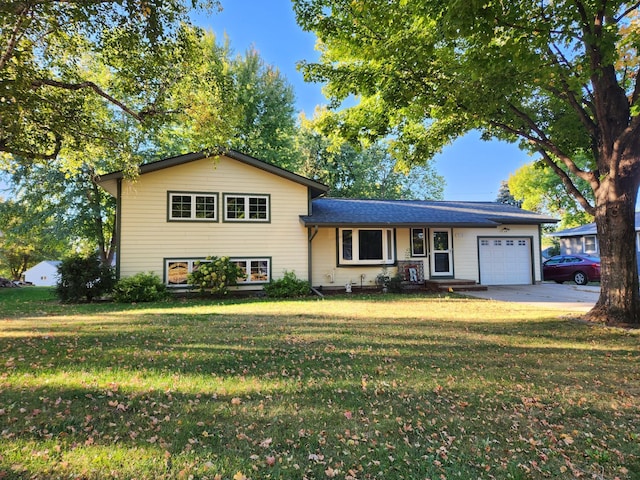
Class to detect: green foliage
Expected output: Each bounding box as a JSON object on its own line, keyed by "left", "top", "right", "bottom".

{"left": 297, "top": 117, "right": 444, "bottom": 200}
{"left": 55, "top": 254, "right": 115, "bottom": 303}
{"left": 187, "top": 256, "right": 243, "bottom": 296}
{"left": 292, "top": 0, "right": 640, "bottom": 322}
{"left": 0, "top": 1, "right": 217, "bottom": 166}
{"left": 509, "top": 160, "right": 594, "bottom": 230}
{"left": 112, "top": 272, "right": 167, "bottom": 303}
{"left": 0, "top": 199, "right": 68, "bottom": 280}
{"left": 229, "top": 49, "right": 299, "bottom": 170}
{"left": 375, "top": 268, "right": 404, "bottom": 293}
{"left": 495, "top": 181, "right": 522, "bottom": 208}
{"left": 263, "top": 271, "right": 310, "bottom": 298}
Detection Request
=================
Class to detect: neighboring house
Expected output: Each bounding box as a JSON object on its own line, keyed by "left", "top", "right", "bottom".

{"left": 551, "top": 213, "right": 640, "bottom": 269}
{"left": 97, "top": 150, "right": 557, "bottom": 291}
{"left": 23, "top": 260, "right": 61, "bottom": 286}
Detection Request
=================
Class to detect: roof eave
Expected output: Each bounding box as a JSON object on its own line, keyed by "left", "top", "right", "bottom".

{"left": 96, "top": 149, "right": 329, "bottom": 198}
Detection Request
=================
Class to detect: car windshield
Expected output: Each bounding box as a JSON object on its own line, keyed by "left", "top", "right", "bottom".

{"left": 583, "top": 256, "right": 600, "bottom": 263}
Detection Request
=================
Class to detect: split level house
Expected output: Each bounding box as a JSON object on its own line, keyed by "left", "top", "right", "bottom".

{"left": 97, "top": 150, "right": 558, "bottom": 292}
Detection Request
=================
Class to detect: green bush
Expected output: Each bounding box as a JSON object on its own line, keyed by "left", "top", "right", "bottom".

{"left": 263, "top": 271, "right": 310, "bottom": 298}
{"left": 55, "top": 254, "right": 115, "bottom": 303}
{"left": 387, "top": 273, "right": 404, "bottom": 293}
{"left": 187, "top": 256, "right": 243, "bottom": 296}
{"left": 113, "top": 272, "right": 167, "bottom": 303}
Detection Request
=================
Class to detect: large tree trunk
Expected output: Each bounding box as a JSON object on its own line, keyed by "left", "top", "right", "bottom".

{"left": 585, "top": 172, "right": 640, "bottom": 326}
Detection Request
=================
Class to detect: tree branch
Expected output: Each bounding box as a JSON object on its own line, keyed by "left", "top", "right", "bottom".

{"left": 31, "top": 78, "right": 145, "bottom": 121}
{"left": 546, "top": 44, "right": 598, "bottom": 137}
{"left": 504, "top": 104, "right": 596, "bottom": 181}
{"left": 615, "top": 1, "right": 640, "bottom": 22}
{"left": 0, "top": 132, "right": 62, "bottom": 161}
{"left": 539, "top": 150, "right": 596, "bottom": 215}
{"left": 0, "top": 3, "right": 31, "bottom": 71}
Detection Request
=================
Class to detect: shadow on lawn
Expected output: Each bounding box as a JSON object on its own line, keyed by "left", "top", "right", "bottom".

{"left": 1, "top": 295, "right": 639, "bottom": 478}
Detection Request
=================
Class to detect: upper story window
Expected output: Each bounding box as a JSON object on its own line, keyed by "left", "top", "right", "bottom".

{"left": 339, "top": 228, "right": 395, "bottom": 265}
{"left": 224, "top": 194, "right": 270, "bottom": 222}
{"left": 168, "top": 192, "right": 218, "bottom": 221}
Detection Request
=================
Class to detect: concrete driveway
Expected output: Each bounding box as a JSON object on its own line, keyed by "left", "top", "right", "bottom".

{"left": 464, "top": 283, "right": 600, "bottom": 312}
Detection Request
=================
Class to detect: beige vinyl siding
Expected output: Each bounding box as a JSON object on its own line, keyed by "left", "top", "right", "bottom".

{"left": 310, "top": 225, "right": 543, "bottom": 288}
{"left": 118, "top": 156, "right": 309, "bottom": 286}
{"left": 310, "top": 227, "right": 408, "bottom": 289}
{"left": 451, "top": 225, "right": 543, "bottom": 282}
{"left": 309, "top": 228, "right": 392, "bottom": 288}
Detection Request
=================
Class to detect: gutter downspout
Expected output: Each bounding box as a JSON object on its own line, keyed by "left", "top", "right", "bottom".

{"left": 308, "top": 225, "right": 322, "bottom": 296}
{"left": 115, "top": 178, "right": 122, "bottom": 280}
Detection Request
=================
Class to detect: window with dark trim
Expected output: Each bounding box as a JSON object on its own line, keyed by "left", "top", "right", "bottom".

{"left": 411, "top": 228, "right": 426, "bottom": 256}
{"left": 224, "top": 194, "right": 269, "bottom": 222}
{"left": 231, "top": 258, "right": 271, "bottom": 283}
{"left": 168, "top": 192, "right": 218, "bottom": 221}
{"left": 165, "top": 259, "right": 200, "bottom": 286}
{"left": 165, "top": 258, "right": 271, "bottom": 286}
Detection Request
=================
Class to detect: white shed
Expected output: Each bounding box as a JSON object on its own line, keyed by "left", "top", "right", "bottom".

{"left": 24, "top": 261, "right": 61, "bottom": 286}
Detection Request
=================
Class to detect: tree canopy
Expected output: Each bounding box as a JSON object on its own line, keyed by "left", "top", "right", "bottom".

{"left": 0, "top": 0, "right": 218, "bottom": 168}
{"left": 509, "top": 160, "right": 594, "bottom": 230}
{"left": 293, "top": 0, "right": 640, "bottom": 324}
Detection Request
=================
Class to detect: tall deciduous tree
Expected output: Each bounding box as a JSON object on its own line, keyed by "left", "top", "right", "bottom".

{"left": 297, "top": 117, "right": 445, "bottom": 199}
{"left": 509, "top": 161, "right": 594, "bottom": 229}
{"left": 0, "top": 199, "right": 67, "bottom": 280}
{"left": 293, "top": 0, "right": 640, "bottom": 325}
{"left": 229, "top": 49, "right": 299, "bottom": 170}
{"left": 0, "top": 0, "right": 217, "bottom": 168}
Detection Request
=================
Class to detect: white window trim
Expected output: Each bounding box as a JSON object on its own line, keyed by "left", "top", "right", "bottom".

{"left": 165, "top": 257, "right": 271, "bottom": 286}
{"left": 338, "top": 228, "right": 395, "bottom": 265}
{"left": 231, "top": 258, "right": 271, "bottom": 284}
{"left": 582, "top": 235, "right": 598, "bottom": 255}
{"left": 223, "top": 194, "right": 270, "bottom": 222}
{"left": 168, "top": 192, "right": 218, "bottom": 221}
{"left": 165, "top": 259, "right": 201, "bottom": 286}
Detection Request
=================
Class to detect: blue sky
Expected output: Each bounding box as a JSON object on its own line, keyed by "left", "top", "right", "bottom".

{"left": 194, "top": 1, "right": 534, "bottom": 201}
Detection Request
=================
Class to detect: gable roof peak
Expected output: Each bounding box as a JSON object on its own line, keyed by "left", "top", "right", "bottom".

{"left": 96, "top": 148, "right": 328, "bottom": 198}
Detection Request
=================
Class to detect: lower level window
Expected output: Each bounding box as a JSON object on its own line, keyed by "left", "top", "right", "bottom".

{"left": 165, "top": 257, "right": 271, "bottom": 286}
{"left": 166, "top": 259, "right": 199, "bottom": 286}
{"left": 339, "top": 228, "right": 395, "bottom": 265}
{"left": 231, "top": 258, "right": 271, "bottom": 283}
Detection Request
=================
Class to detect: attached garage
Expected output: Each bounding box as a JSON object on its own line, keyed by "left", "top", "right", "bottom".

{"left": 478, "top": 237, "right": 533, "bottom": 285}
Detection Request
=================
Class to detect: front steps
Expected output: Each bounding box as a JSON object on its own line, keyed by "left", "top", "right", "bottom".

{"left": 424, "top": 279, "right": 488, "bottom": 293}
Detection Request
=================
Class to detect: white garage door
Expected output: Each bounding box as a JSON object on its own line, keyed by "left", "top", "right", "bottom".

{"left": 479, "top": 238, "right": 532, "bottom": 285}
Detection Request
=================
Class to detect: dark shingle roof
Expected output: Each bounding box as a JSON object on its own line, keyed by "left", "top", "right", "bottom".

{"left": 300, "top": 198, "right": 558, "bottom": 227}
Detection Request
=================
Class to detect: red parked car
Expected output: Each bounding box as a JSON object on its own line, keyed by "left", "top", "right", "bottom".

{"left": 542, "top": 255, "right": 601, "bottom": 285}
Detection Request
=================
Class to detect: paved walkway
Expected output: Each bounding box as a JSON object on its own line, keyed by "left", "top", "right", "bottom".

{"left": 463, "top": 283, "right": 600, "bottom": 312}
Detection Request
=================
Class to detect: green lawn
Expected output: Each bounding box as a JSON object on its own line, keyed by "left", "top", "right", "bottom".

{"left": 1, "top": 288, "right": 638, "bottom": 479}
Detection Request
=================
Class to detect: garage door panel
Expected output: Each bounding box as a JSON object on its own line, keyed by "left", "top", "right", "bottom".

{"left": 479, "top": 238, "right": 532, "bottom": 285}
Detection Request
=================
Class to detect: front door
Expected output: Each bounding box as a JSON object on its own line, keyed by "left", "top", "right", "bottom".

{"left": 430, "top": 229, "right": 453, "bottom": 277}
